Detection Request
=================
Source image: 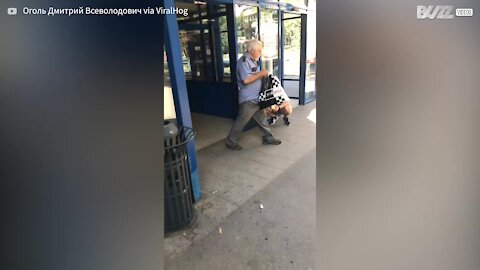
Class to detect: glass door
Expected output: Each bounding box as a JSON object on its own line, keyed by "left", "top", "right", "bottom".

{"left": 260, "top": 8, "right": 279, "bottom": 76}
{"left": 304, "top": 0, "right": 317, "bottom": 103}
{"left": 281, "top": 13, "right": 302, "bottom": 99}
{"left": 235, "top": 4, "right": 259, "bottom": 59}
{"left": 179, "top": 27, "right": 213, "bottom": 81}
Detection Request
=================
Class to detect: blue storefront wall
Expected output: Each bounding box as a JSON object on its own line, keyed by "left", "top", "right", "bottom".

{"left": 179, "top": 0, "right": 312, "bottom": 117}
{"left": 186, "top": 81, "right": 237, "bottom": 118}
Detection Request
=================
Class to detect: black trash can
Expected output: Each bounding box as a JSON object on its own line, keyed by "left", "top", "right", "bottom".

{"left": 164, "top": 122, "right": 196, "bottom": 233}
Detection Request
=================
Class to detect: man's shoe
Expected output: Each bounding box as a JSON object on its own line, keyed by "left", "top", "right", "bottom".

{"left": 268, "top": 116, "right": 278, "bottom": 125}
{"left": 226, "top": 143, "right": 243, "bottom": 150}
{"left": 283, "top": 117, "right": 290, "bottom": 126}
{"left": 262, "top": 137, "right": 281, "bottom": 145}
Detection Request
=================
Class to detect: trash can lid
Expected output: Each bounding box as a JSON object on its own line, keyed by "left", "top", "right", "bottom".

{"left": 164, "top": 126, "right": 195, "bottom": 150}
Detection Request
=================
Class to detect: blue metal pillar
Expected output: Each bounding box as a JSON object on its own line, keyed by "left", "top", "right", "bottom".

{"left": 279, "top": 10, "right": 284, "bottom": 84}
{"left": 164, "top": 0, "right": 201, "bottom": 201}
{"left": 257, "top": 7, "right": 263, "bottom": 70}
{"left": 226, "top": 4, "right": 239, "bottom": 117}
{"left": 299, "top": 13, "right": 307, "bottom": 105}
{"left": 257, "top": 6, "right": 262, "bottom": 39}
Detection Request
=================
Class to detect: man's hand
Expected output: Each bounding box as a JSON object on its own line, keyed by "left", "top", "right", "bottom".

{"left": 242, "top": 70, "right": 268, "bottom": 85}
{"left": 259, "top": 70, "right": 268, "bottom": 78}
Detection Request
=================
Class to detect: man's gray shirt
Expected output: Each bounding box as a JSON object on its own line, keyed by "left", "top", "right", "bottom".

{"left": 236, "top": 53, "right": 262, "bottom": 104}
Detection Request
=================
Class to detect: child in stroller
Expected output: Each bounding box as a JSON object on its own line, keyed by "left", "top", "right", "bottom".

{"left": 265, "top": 103, "right": 292, "bottom": 126}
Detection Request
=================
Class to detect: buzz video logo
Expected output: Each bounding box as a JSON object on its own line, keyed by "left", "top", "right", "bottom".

{"left": 417, "top": 5, "right": 454, "bottom": 19}
{"left": 417, "top": 5, "right": 474, "bottom": 19}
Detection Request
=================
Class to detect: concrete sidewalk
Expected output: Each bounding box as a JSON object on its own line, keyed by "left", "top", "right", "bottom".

{"left": 165, "top": 102, "right": 316, "bottom": 264}
{"left": 166, "top": 148, "right": 316, "bottom": 269}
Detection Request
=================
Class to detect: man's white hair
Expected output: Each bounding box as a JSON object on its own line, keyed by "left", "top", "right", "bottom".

{"left": 245, "top": 39, "right": 263, "bottom": 52}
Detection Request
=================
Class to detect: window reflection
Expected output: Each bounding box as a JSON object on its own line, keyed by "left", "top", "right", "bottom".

{"left": 284, "top": 0, "right": 307, "bottom": 7}
{"left": 283, "top": 15, "right": 301, "bottom": 79}
{"left": 235, "top": 5, "right": 258, "bottom": 58}
{"left": 177, "top": 3, "right": 230, "bottom": 82}
{"left": 260, "top": 9, "right": 279, "bottom": 76}
{"left": 304, "top": 0, "right": 316, "bottom": 103}
{"left": 218, "top": 15, "right": 230, "bottom": 81}
{"left": 179, "top": 31, "right": 192, "bottom": 80}
{"left": 179, "top": 29, "right": 213, "bottom": 81}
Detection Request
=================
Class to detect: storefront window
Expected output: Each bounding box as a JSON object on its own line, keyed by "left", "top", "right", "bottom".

{"left": 283, "top": 12, "right": 301, "bottom": 20}
{"left": 235, "top": 5, "right": 259, "bottom": 58}
{"left": 304, "top": 0, "right": 316, "bottom": 103}
{"left": 179, "top": 31, "right": 192, "bottom": 80}
{"left": 284, "top": 0, "right": 307, "bottom": 7}
{"left": 177, "top": 3, "right": 230, "bottom": 82}
{"left": 178, "top": 29, "right": 214, "bottom": 81}
{"left": 216, "top": 6, "right": 226, "bottom": 13}
{"left": 260, "top": 9, "right": 279, "bottom": 76}
{"left": 202, "top": 31, "right": 214, "bottom": 81}
{"left": 219, "top": 15, "right": 227, "bottom": 32}
{"left": 218, "top": 15, "right": 230, "bottom": 81}
{"left": 199, "top": 4, "right": 207, "bottom": 17}
{"left": 281, "top": 12, "right": 302, "bottom": 98}
{"left": 283, "top": 15, "right": 301, "bottom": 78}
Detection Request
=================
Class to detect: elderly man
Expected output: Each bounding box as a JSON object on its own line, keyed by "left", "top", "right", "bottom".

{"left": 225, "top": 39, "right": 282, "bottom": 150}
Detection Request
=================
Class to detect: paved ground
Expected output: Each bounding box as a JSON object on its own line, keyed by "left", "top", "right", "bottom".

{"left": 166, "top": 148, "right": 316, "bottom": 270}
{"left": 165, "top": 102, "right": 316, "bottom": 268}
{"left": 191, "top": 100, "right": 300, "bottom": 151}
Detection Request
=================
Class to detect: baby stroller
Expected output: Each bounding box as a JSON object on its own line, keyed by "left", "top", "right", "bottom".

{"left": 258, "top": 74, "right": 292, "bottom": 126}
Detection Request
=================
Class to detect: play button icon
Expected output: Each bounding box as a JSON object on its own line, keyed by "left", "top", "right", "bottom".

{"left": 7, "top": 7, "right": 17, "bottom": 15}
